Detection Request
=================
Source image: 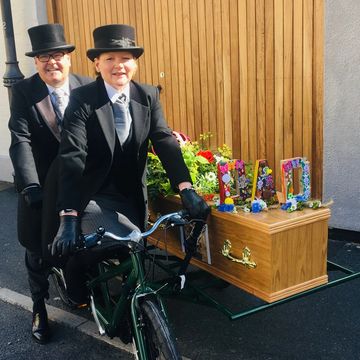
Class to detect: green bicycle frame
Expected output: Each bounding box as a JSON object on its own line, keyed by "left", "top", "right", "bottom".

{"left": 86, "top": 246, "right": 169, "bottom": 359}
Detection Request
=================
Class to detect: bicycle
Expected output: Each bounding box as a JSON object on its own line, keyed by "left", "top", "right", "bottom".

{"left": 50, "top": 210, "right": 205, "bottom": 360}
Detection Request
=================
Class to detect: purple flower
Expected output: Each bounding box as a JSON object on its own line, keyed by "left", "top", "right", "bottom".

{"left": 235, "top": 160, "right": 244, "bottom": 170}
{"left": 283, "top": 161, "right": 292, "bottom": 173}
{"left": 266, "top": 176, "right": 273, "bottom": 187}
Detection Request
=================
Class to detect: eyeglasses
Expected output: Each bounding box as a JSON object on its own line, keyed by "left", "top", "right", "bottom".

{"left": 37, "top": 52, "right": 66, "bottom": 63}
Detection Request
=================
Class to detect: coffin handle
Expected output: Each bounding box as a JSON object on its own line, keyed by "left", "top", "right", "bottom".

{"left": 221, "top": 240, "right": 257, "bottom": 269}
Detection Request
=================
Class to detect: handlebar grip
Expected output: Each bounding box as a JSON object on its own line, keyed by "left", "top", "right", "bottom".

{"left": 47, "top": 227, "right": 105, "bottom": 254}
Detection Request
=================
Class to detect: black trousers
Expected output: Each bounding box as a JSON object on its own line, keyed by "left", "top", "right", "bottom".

{"left": 17, "top": 195, "right": 50, "bottom": 306}
{"left": 25, "top": 249, "right": 51, "bottom": 305}
{"left": 64, "top": 196, "right": 141, "bottom": 302}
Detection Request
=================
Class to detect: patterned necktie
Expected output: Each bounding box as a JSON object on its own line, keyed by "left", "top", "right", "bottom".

{"left": 113, "top": 93, "right": 132, "bottom": 145}
{"left": 52, "top": 88, "right": 67, "bottom": 120}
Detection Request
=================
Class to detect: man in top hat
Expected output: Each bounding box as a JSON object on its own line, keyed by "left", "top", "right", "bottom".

{"left": 44, "top": 24, "right": 209, "bottom": 326}
{"left": 8, "top": 23, "right": 92, "bottom": 344}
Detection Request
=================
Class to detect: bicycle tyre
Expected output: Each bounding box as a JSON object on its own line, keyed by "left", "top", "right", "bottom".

{"left": 138, "top": 299, "right": 181, "bottom": 360}
{"left": 50, "top": 268, "right": 73, "bottom": 307}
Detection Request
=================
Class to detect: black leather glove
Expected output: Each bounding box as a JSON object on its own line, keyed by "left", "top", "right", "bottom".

{"left": 21, "top": 185, "right": 43, "bottom": 209}
{"left": 51, "top": 215, "right": 80, "bottom": 257}
{"left": 180, "top": 188, "right": 210, "bottom": 220}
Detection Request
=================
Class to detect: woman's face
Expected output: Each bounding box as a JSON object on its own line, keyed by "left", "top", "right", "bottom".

{"left": 95, "top": 51, "right": 137, "bottom": 90}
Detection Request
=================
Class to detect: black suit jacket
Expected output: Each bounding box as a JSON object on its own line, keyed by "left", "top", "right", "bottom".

{"left": 9, "top": 72, "right": 92, "bottom": 251}
{"left": 52, "top": 77, "right": 191, "bottom": 231}
{"left": 9, "top": 73, "right": 92, "bottom": 192}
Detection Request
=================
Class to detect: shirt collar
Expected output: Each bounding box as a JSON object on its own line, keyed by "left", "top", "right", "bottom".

{"left": 104, "top": 81, "right": 130, "bottom": 104}
{"left": 46, "top": 80, "right": 70, "bottom": 96}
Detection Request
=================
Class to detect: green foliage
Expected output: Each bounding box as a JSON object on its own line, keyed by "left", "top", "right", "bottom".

{"left": 147, "top": 152, "right": 174, "bottom": 199}
{"left": 147, "top": 134, "right": 233, "bottom": 199}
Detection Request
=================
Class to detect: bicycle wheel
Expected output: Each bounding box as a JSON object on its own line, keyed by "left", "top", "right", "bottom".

{"left": 50, "top": 267, "right": 73, "bottom": 307}
{"left": 138, "top": 299, "right": 181, "bottom": 360}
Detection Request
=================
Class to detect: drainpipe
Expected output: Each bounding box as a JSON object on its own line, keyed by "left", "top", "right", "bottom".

{"left": 1, "top": 0, "right": 24, "bottom": 103}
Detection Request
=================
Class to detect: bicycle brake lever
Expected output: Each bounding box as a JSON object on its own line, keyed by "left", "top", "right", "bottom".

{"left": 168, "top": 275, "right": 186, "bottom": 293}
{"left": 178, "top": 209, "right": 190, "bottom": 218}
{"left": 168, "top": 213, "right": 188, "bottom": 226}
{"left": 83, "top": 226, "right": 105, "bottom": 248}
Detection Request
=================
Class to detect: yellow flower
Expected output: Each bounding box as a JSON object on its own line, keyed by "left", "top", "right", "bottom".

{"left": 224, "top": 197, "right": 234, "bottom": 205}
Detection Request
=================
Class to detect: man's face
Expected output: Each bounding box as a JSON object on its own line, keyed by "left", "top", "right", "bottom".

{"left": 94, "top": 51, "right": 137, "bottom": 90}
{"left": 35, "top": 51, "right": 71, "bottom": 87}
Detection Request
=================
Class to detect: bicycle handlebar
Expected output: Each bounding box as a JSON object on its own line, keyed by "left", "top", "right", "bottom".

{"left": 52, "top": 209, "right": 207, "bottom": 292}
{"left": 82, "top": 210, "right": 194, "bottom": 250}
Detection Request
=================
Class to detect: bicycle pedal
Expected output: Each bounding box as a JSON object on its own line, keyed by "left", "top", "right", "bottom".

{"left": 68, "top": 298, "right": 89, "bottom": 310}
{"left": 75, "top": 302, "right": 89, "bottom": 309}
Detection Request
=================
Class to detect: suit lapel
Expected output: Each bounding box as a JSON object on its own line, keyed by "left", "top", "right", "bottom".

{"left": 97, "top": 100, "right": 147, "bottom": 156}
{"left": 94, "top": 78, "right": 150, "bottom": 155}
{"left": 129, "top": 82, "right": 150, "bottom": 151}
{"left": 94, "top": 78, "right": 117, "bottom": 153}
{"left": 68, "top": 73, "right": 81, "bottom": 90}
{"left": 36, "top": 96, "right": 61, "bottom": 141}
{"left": 96, "top": 102, "right": 116, "bottom": 154}
{"left": 130, "top": 100, "right": 149, "bottom": 149}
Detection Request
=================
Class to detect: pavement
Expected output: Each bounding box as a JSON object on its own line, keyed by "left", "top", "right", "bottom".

{"left": 1, "top": 181, "right": 360, "bottom": 360}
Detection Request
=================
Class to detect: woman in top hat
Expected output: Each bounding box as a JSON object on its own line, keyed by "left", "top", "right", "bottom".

{"left": 8, "top": 23, "right": 92, "bottom": 344}
{"left": 43, "top": 24, "right": 209, "bottom": 318}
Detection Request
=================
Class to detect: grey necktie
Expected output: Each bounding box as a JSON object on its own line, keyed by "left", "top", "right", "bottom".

{"left": 52, "top": 88, "right": 67, "bottom": 120}
{"left": 113, "top": 93, "right": 132, "bottom": 145}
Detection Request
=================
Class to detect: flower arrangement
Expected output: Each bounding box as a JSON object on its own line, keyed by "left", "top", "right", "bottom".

{"left": 147, "top": 132, "right": 329, "bottom": 214}
{"left": 279, "top": 157, "right": 312, "bottom": 213}
{"left": 280, "top": 157, "right": 311, "bottom": 202}
{"left": 147, "top": 132, "right": 234, "bottom": 200}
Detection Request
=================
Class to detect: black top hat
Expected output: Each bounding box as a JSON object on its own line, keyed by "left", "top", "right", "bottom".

{"left": 25, "top": 23, "right": 75, "bottom": 57}
{"left": 87, "top": 24, "right": 144, "bottom": 61}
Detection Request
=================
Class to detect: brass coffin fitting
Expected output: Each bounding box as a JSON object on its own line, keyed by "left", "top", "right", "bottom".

{"left": 221, "top": 240, "right": 257, "bottom": 269}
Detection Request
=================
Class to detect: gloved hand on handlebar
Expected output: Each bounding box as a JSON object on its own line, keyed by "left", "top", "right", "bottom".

{"left": 21, "top": 184, "right": 43, "bottom": 209}
{"left": 51, "top": 215, "right": 80, "bottom": 257}
{"left": 180, "top": 188, "right": 210, "bottom": 221}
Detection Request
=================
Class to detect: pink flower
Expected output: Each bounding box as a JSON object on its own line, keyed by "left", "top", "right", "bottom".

{"left": 219, "top": 163, "right": 229, "bottom": 174}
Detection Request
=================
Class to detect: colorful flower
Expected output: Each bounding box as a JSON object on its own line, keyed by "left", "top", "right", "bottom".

{"left": 224, "top": 197, "right": 234, "bottom": 205}
{"left": 219, "top": 162, "right": 229, "bottom": 174}
{"left": 196, "top": 150, "right": 215, "bottom": 163}
{"left": 222, "top": 173, "right": 231, "bottom": 184}
{"left": 238, "top": 175, "right": 248, "bottom": 188}
{"left": 235, "top": 160, "right": 245, "bottom": 170}
{"left": 205, "top": 172, "right": 217, "bottom": 182}
{"left": 267, "top": 176, "right": 274, "bottom": 187}
{"left": 251, "top": 202, "right": 262, "bottom": 213}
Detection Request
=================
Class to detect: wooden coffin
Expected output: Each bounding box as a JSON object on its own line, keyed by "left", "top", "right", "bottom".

{"left": 148, "top": 196, "right": 331, "bottom": 303}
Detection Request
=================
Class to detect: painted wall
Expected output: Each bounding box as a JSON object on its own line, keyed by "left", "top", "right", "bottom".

{"left": 0, "top": 0, "right": 47, "bottom": 181}
{"left": 324, "top": 0, "right": 360, "bottom": 232}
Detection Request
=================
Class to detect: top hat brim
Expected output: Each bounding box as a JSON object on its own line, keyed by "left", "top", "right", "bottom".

{"left": 25, "top": 44, "right": 75, "bottom": 57}
{"left": 86, "top": 47, "right": 144, "bottom": 61}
